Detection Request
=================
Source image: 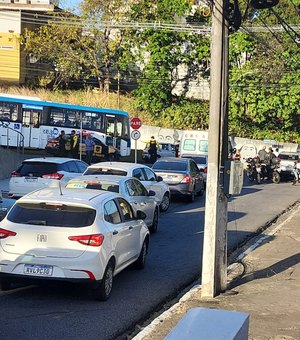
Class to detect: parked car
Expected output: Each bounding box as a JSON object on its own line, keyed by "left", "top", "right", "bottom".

{"left": 181, "top": 154, "right": 208, "bottom": 188}
{"left": 8, "top": 157, "right": 88, "bottom": 198}
{"left": 66, "top": 175, "right": 159, "bottom": 233}
{"left": 277, "top": 152, "right": 300, "bottom": 182}
{"left": 142, "top": 142, "right": 175, "bottom": 163}
{"left": 0, "top": 191, "right": 15, "bottom": 221}
{"left": 152, "top": 157, "right": 205, "bottom": 202}
{"left": 0, "top": 187, "right": 149, "bottom": 301}
{"left": 83, "top": 162, "right": 171, "bottom": 212}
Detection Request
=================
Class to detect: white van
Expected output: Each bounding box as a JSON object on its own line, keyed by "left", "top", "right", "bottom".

{"left": 180, "top": 130, "right": 209, "bottom": 157}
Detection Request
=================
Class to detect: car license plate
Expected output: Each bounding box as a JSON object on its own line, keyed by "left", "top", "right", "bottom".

{"left": 24, "top": 264, "right": 53, "bottom": 276}
{"left": 25, "top": 177, "right": 38, "bottom": 182}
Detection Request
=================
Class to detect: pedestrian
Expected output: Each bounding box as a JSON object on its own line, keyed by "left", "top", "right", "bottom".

{"left": 175, "top": 140, "right": 180, "bottom": 158}
{"left": 149, "top": 136, "right": 158, "bottom": 163}
{"left": 70, "top": 130, "right": 79, "bottom": 159}
{"left": 257, "top": 146, "right": 268, "bottom": 163}
{"left": 58, "top": 130, "right": 67, "bottom": 157}
{"left": 274, "top": 147, "right": 280, "bottom": 157}
{"left": 85, "top": 133, "right": 95, "bottom": 165}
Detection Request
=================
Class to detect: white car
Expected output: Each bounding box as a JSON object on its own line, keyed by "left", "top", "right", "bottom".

{"left": 83, "top": 162, "right": 171, "bottom": 212}
{"left": 66, "top": 175, "right": 159, "bottom": 233}
{"left": 8, "top": 157, "right": 88, "bottom": 198}
{"left": 142, "top": 143, "right": 175, "bottom": 162}
{"left": 0, "top": 187, "right": 149, "bottom": 301}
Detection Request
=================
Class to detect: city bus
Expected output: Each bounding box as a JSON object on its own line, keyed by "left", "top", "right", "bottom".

{"left": 0, "top": 94, "right": 131, "bottom": 156}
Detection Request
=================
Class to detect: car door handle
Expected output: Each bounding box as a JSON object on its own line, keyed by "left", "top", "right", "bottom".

{"left": 113, "top": 230, "right": 118, "bottom": 235}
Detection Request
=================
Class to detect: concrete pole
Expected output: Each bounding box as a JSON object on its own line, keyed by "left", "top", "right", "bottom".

{"left": 201, "top": 0, "right": 227, "bottom": 297}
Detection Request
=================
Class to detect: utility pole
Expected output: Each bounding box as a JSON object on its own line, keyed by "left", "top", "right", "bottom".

{"left": 201, "top": 0, "right": 229, "bottom": 297}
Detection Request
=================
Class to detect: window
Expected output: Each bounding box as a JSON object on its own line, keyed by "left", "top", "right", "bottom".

{"left": 64, "top": 161, "right": 79, "bottom": 173}
{"left": 84, "top": 167, "right": 127, "bottom": 176}
{"left": 199, "top": 140, "right": 208, "bottom": 153}
{"left": 117, "top": 198, "right": 134, "bottom": 221}
{"left": 143, "top": 168, "right": 157, "bottom": 181}
{"left": 7, "top": 203, "right": 96, "bottom": 227}
{"left": 152, "top": 161, "right": 187, "bottom": 171}
{"left": 133, "top": 180, "right": 148, "bottom": 196}
{"left": 132, "top": 168, "right": 146, "bottom": 181}
{"left": 183, "top": 139, "right": 196, "bottom": 151}
{"left": 0, "top": 102, "right": 18, "bottom": 121}
{"left": 104, "top": 200, "right": 122, "bottom": 224}
{"left": 189, "top": 160, "right": 198, "bottom": 175}
{"left": 18, "top": 162, "right": 58, "bottom": 177}
{"left": 75, "top": 161, "right": 88, "bottom": 173}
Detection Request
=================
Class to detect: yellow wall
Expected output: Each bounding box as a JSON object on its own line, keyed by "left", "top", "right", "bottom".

{"left": 0, "top": 32, "right": 21, "bottom": 84}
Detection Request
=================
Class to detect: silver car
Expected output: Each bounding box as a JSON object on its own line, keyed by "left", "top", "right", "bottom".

{"left": 181, "top": 154, "right": 208, "bottom": 188}
{"left": 66, "top": 175, "right": 159, "bottom": 233}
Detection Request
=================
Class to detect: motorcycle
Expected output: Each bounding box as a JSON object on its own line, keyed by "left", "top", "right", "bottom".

{"left": 245, "top": 157, "right": 257, "bottom": 182}
{"left": 292, "top": 162, "right": 300, "bottom": 185}
{"left": 270, "top": 157, "right": 281, "bottom": 184}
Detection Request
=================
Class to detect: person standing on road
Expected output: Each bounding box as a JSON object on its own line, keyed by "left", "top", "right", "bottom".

{"left": 149, "top": 136, "right": 158, "bottom": 163}
{"left": 58, "top": 130, "right": 67, "bottom": 157}
{"left": 258, "top": 146, "right": 268, "bottom": 163}
{"left": 85, "top": 133, "right": 95, "bottom": 165}
{"left": 70, "top": 130, "right": 79, "bottom": 159}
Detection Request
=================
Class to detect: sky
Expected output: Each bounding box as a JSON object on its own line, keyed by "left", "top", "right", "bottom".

{"left": 59, "top": 0, "right": 81, "bottom": 10}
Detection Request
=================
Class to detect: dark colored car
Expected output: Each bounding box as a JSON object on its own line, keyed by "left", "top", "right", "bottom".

{"left": 152, "top": 157, "right": 205, "bottom": 202}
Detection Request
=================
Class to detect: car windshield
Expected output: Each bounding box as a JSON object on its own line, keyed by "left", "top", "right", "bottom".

{"left": 152, "top": 161, "right": 187, "bottom": 171}
{"left": 84, "top": 168, "right": 127, "bottom": 176}
{"left": 17, "top": 162, "right": 58, "bottom": 177}
{"left": 7, "top": 202, "right": 96, "bottom": 227}
{"left": 66, "top": 181, "right": 119, "bottom": 193}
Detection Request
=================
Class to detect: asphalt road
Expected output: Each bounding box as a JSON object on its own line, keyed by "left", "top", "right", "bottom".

{"left": 0, "top": 180, "right": 299, "bottom": 340}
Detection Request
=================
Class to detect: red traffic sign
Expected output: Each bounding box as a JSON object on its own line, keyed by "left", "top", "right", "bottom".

{"left": 130, "top": 117, "right": 142, "bottom": 130}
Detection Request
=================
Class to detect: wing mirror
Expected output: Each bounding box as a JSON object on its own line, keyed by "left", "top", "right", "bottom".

{"left": 136, "top": 210, "right": 147, "bottom": 220}
{"left": 157, "top": 176, "right": 163, "bottom": 182}
{"left": 148, "top": 190, "right": 156, "bottom": 197}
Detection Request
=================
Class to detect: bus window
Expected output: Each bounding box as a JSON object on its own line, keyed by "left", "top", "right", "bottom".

{"left": 199, "top": 140, "right": 208, "bottom": 153}
{"left": 123, "top": 117, "right": 129, "bottom": 138}
{"left": 22, "top": 110, "right": 40, "bottom": 127}
{"left": 183, "top": 139, "right": 196, "bottom": 151}
{"left": 49, "top": 108, "right": 64, "bottom": 126}
{"left": 65, "top": 110, "right": 80, "bottom": 128}
{"left": 116, "top": 119, "right": 122, "bottom": 137}
{"left": 0, "top": 102, "right": 18, "bottom": 121}
{"left": 107, "top": 116, "right": 116, "bottom": 136}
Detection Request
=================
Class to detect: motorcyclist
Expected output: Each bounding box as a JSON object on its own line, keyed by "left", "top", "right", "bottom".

{"left": 292, "top": 160, "right": 300, "bottom": 185}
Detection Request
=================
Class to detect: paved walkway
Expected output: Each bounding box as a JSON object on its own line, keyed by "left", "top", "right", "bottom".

{"left": 132, "top": 202, "right": 300, "bottom": 340}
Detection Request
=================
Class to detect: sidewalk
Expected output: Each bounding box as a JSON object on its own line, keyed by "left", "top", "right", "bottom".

{"left": 132, "top": 203, "right": 300, "bottom": 340}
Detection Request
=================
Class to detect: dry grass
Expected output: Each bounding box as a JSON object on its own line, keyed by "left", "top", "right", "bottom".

{"left": 0, "top": 86, "right": 153, "bottom": 124}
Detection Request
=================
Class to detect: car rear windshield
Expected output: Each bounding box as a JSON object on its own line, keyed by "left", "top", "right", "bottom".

{"left": 279, "top": 154, "right": 299, "bottom": 161}
{"left": 182, "top": 156, "right": 207, "bottom": 164}
{"left": 17, "top": 162, "right": 59, "bottom": 177}
{"left": 84, "top": 168, "right": 127, "bottom": 176}
{"left": 7, "top": 202, "right": 96, "bottom": 227}
{"left": 152, "top": 161, "right": 187, "bottom": 171}
{"left": 66, "top": 181, "right": 119, "bottom": 193}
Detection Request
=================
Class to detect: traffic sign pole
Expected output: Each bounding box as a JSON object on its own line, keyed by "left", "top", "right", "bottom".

{"left": 131, "top": 129, "right": 141, "bottom": 164}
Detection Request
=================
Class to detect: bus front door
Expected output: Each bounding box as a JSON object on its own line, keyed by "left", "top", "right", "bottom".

{"left": 22, "top": 109, "right": 41, "bottom": 148}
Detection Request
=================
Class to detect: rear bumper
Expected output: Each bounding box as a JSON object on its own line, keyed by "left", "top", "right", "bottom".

{"left": 168, "top": 183, "right": 192, "bottom": 196}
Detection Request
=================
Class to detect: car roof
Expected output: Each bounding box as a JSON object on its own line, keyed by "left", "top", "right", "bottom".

{"left": 19, "top": 187, "right": 118, "bottom": 208}
{"left": 69, "top": 175, "right": 133, "bottom": 184}
{"left": 22, "top": 157, "right": 80, "bottom": 164}
{"left": 87, "top": 162, "right": 149, "bottom": 171}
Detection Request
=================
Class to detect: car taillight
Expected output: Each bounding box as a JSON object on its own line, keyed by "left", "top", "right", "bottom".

{"left": 204, "top": 167, "right": 208, "bottom": 173}
{"left": 11, "top": 171, "right": 21, "bottom": 177}
{"left": 0, "top": 228, "right": 17, "bottom": 239}
{"left": 181, "top": 175, "right": 191, "bottom": 183}
{"left": 42, "top": 173, "right": 64, "bottom": 180}
{"left": 68, "top": 234, "right": 104, "bottom": 247}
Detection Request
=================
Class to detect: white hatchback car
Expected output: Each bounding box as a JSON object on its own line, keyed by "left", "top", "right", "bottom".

{"left": 83, "top": 162, "right": 171, "bottom": 212}
{"left": 0, "top": 187, "right": 149, "bottom": 301}
{"left": 66, "top": 175, "right": 159, "bottom": 233}
{"left": 9, "top": 157, "right": 88, "bottom": 198}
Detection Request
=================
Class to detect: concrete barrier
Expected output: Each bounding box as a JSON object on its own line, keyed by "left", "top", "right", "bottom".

{"left": 165, "top": 308, "right": 249, "bottom": 340}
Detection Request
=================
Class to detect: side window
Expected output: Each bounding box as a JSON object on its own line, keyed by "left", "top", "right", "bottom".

{"left": 59, "top": 162, "right": 70, "bottom": 172}
{"left": 132, "top": 168, "right": 146, "bottom": 181}
{"left": 144, "top": 168, "right": 156, "bottom": 181}
{"left": 104, "top": 200, "right": 122, "bottom": 224}
{"left": 75, "top": 161, "right": 88, "bottom": 173}
{"left": 125, "top": 180, "right": 137, "bottom": 196}
{"left": 67, "top": 161, "right": 80, "bottom": 173}
{"left": 117, "top": 198, "right": 134, "bottom": 221}
{"left": 190, "top": 161, "right": 198, "bottom": 175}
{"left": 133, "top": 180, "right": 148, "bottom": 196}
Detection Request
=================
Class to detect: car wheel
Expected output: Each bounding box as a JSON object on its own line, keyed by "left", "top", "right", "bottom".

{"left": 94, "top": 261, "right": 114, "bottom": 301}
{"left": 135, "top": 240, "right": 147, "bottom": 270}
{"left": 188, "top": 188, "right": 195, "bottom": 202}
{"left": 149, "top": 208, "right": 159, "bottom": 233}
{"left": 272, "top": 171, "right": 280, "bottom": 184}
{"left": 160, "top": 193, "right": 170, "bottom": 212}
{"left": 256, "top": 173, "right": 261, "bottom": 184}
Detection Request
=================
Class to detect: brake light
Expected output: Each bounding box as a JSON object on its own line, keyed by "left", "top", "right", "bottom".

{"left": 68, "top": 234, "right": 104, "bottom": 247}
{"left": 11, "top": 171, "right": 21, "bottom": 177}
{"left": 0, "top": 228, "right": 17, "bottom": 239}
{"left": 42, "top": 173, "right": 64, "bottom": 180}
{"left": 204, "top": 167, "right": 208, "bottom": 173}
{"left": 181, "top": 175, "right": 191, "bottom": 183}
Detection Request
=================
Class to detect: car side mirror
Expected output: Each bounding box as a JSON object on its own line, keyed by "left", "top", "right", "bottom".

{"left": 148, "top": 190, "right": 156, "bottom": 197}
{"left": 136, "top": 210, "right": 147, "bottom": 220}
{"left": 157, "top": 176, "right": 163, "bottom": 182}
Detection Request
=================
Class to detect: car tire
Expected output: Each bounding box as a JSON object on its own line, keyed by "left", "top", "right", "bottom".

{"left": 272, "top": 171, "right": 280, "bottom": 184}
{"left": 135, "top": 240, "right": 147, "bottom": 270}
{"left": 149, "top": 208, "right": 159, "bottom": 233}
{"left": 160, "top": 193, "right": 170, "bottom": 212}
{"left": 94, "top": 260, "right": 114, "bottom": 301}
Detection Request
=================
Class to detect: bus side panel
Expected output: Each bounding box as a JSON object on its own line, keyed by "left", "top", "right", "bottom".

{"left": 0, "top": 122, "right": 23, "bottom": 148}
